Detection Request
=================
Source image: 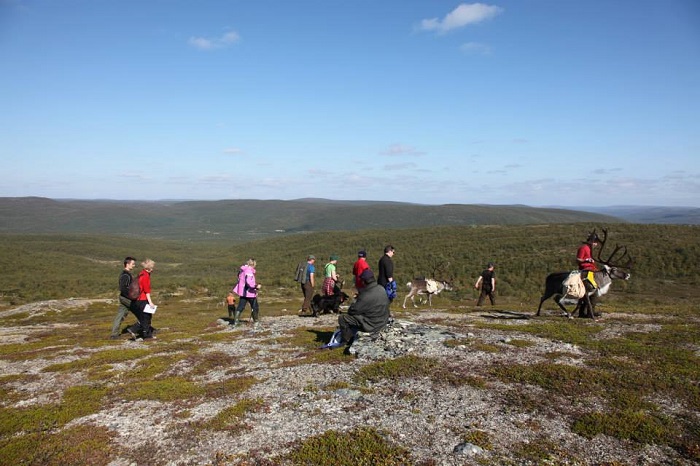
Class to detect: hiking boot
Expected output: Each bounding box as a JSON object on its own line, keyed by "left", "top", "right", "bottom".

{"left": 126, "top": 329, "right": 138, "bottom": 339}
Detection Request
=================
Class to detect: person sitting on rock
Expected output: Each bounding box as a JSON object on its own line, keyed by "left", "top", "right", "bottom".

{"left": 337, "top": 269, "right": 389, "bottom": 346}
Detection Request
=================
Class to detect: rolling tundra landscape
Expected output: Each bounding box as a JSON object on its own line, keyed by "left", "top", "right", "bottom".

{"left": 3, "top": 0, "right": 698, "bottom": 463}
{"left": 0, "top": 198, "right": 698, "bottom": 465}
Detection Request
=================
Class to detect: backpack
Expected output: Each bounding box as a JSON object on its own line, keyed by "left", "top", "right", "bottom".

{"left": 294, "top": 262, "right": 308, "bottom": 284}
{"left": 127, "top": 275, "right": 141, "bottom": 300}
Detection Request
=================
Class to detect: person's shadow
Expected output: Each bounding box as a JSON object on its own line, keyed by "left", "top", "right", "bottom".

{"left": 308, "top": 329, "right": 335, "bottom": 345}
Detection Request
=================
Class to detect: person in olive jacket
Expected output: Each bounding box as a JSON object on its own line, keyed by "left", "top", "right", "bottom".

{"left": 338, "top": 269, "right": 389, "bottom": 345}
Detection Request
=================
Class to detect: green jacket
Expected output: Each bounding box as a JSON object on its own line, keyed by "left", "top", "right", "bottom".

{"left": 348, "top": 282, "right": 390, "bottom": 333}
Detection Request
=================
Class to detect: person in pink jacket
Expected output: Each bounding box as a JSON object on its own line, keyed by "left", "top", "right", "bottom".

{"left": 232, "top": 258, "right": 261, "bottom": 327}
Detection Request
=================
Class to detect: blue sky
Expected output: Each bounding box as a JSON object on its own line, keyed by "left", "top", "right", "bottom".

{"left": 2, "top": 0, "right": 699, "bottom": 207}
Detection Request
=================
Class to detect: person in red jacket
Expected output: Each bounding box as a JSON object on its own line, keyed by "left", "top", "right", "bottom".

{"left": 126, "top": 259, "right": 157, "bottom": 340}
{"left": 577, "top": 232, "right": 599, "bottom": 290}
{"left": 352, "top": 250, "right": 370, "bottom": 291}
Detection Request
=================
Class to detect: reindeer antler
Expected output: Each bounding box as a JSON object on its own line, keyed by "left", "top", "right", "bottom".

{"left": 596, "top": 228, "right": 633, "bottom": 269}
{"left": 430, "top": 260, "right": 451, "bottom": 281}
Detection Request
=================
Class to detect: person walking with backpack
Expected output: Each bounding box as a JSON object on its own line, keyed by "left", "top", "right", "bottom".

{"left": 110, "top": 256, "right": 136, "bottom": 339}
{"left": 297, "top": 255, "right": 316, "bottom": 315}
{"left": 233, "top": 258, "right": 262, "bottom": 327}
{"left": 126, "top": 259, "right": 158, "bottom": 340}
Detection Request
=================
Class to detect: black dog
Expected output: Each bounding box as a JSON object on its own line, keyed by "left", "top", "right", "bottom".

{"left": 310, "top": 291, "right": 350, "bottom": 317}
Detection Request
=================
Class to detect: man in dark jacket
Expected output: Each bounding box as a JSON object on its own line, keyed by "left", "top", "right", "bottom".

{"left": 475, "top": 262, "right": 496, "bottom": 306}
{"left": 338, "top": 269, "right": 390, "bottom": 345}
{"left": 110, "top": 256, "right": 136, "bottom": 339}
{"left": 377, "top": 245, "right": 396, "bottom": 303}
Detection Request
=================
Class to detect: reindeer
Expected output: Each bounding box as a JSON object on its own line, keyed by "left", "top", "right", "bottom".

{"left": 536, "top": 228, "right": 633, "bottom": 320}
{"left": 402, "top": 279, "right": 453, "bottom": 308}
{"left": 402, "top": 261, "right": 454, "bottom": 309}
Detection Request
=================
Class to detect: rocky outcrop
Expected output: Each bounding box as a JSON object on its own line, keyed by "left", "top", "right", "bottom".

{"left": 349, "top": 319, "right": 465, "bottom": 360}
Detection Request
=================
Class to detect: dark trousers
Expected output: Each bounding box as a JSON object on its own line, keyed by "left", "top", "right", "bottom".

{"left": 235, "top": 297, "right": 259, "bottom": 322}
{"left": 127, "top": 300, "right": 154, "bottom": 338}
{"left": 301, "top": 282, "right": 314, "bottom": 311}
{"left": 477, "top": 289, "right": 495, "bottom": 306}
{"left": 338, "top": 314, "right": 361, "bottom": 344}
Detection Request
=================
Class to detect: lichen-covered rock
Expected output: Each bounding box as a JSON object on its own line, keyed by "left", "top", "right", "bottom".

{"left": 349, "top": 319, "right": 466, "bottom": 360}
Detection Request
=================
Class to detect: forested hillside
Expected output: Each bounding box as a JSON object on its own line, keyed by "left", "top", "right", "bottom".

{"left": 1, "top": 223, "right": 697, "bottom": 306}
{"left": 0, "top": 197, "right": 619, "bottom": 241}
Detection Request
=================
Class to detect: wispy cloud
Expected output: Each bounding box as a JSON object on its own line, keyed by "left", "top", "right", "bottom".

{"left": 119, "top": 172, "right": 150, "bottom": 181}
{"left": 593, "top": 168, "right": 622, "bottom": 175}
{"left": 223, "top": 147, "right": 244, "bottom": 155}
{"left": 460, "top": 42, "right": 492, "bottom": 55}
{"left": 420, "top": 3, "right": 503, "bottom": 34}
{"left": 199, "top": 175, "right": 233, "bottom": 184}
{"left": 381, "top": 144, "right": 425, "bottom": 157}
{"left": 189, "top": 31, "right": 240, "bottom": 50}
{"left": 308, "top": 168, "right": 332, "bottom": 176}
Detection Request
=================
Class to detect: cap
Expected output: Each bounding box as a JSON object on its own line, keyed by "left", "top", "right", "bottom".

{"left": 330, "top": 254, "right": 339, "bottom": 261}
{"left": 360, "top": 269, "right": 374, "bottom": 281}
{"left": 308, "top": 255, "right": 316, "bottom": 260}
{"left": 358, "top": 250, "right": 367, "bottom": 258}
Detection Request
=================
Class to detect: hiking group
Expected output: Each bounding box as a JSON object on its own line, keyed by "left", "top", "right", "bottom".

{"left": 109, "top": 229, "right": 610, "bottom": 342}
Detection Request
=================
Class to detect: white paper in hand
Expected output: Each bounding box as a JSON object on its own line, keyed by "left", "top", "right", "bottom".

{"left": 144, "top": 304, "right": 157, "bottom": 314}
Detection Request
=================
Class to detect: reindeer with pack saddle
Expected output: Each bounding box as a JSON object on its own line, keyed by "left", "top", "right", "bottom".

{"left": 402, "top": 261, "right": 454, "bottom": 309}
{"left": 536, "top": 228, "right": 633, "bottom": 320}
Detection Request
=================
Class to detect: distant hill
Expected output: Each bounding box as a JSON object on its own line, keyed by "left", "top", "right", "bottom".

{"left": 0, "top": 197, "right": 620, "bottom": 241}
{"left": 568, "top": 206, "right": 700, "bottom": 225}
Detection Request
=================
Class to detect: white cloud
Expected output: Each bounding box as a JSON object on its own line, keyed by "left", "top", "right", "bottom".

{"left": 420, "top": 3, "right": 503, "bottom": 34}
{"left": 223, "top": 147, "right": 243, "bottom": 155}
{"left": 593, "top": 168, "right": 622, "bottom": 175}
{"left": 381, "top": 143, "right": 425, "bottom": 157}
{"left": 460, "top": 41, "right": 492, "bottom": 55}
{"left": 220, "top": 31, "right": 240, "bottom": 44}
{"left": 189, "top": 30, "right": 240, "bottom": 50}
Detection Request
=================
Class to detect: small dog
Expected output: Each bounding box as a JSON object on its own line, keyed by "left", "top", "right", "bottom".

{"left": 310, "top": 291, "right": 350, "bottom": 317}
